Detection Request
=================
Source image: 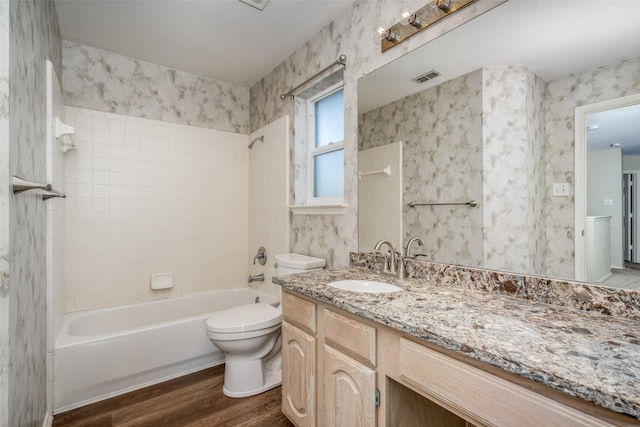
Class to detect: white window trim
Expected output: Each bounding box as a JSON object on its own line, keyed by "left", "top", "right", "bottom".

{"left": 289, "top": 204, "right": 348, "bottom": 215}
{"left": 306, "top": 82, "right": 345, "bottom": 207}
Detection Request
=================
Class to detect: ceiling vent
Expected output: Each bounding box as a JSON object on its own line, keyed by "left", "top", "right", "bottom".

{"left": 412, "top": 70, "right": 442, "bottom": 83}
{"left": 238, "top": 0, "right": 270, "bottom": 10}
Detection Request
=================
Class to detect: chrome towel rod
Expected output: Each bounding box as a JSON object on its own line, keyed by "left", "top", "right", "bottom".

{"left": 12, "top": 176, "right": 51, "bottom": 194}
{"left": 12, "top": 176, "right": 65, "bottom": 200}
{"left": 358, "top": 166, "right": 391, "bottom": 179}
{"left": 280, "top": 54, "right": 346, "bottom": 100}
{"left": 408, "top": 200, "right": 478, "bottom": 208}
{"left": 42, "top": 189, "right": 66, "bottom": 200}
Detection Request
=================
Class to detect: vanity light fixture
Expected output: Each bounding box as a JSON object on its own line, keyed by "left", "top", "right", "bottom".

{"left": 380, "top": 0, "right": 476, "bottom": 52}
{"left": 586, "top": 124, "right": 600, "bottom": 131}
{"left": 610, "top": 143, "right": 621, "bottom": 147}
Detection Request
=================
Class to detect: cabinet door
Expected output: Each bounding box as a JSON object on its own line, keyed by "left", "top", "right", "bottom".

{"left": 323, "top": 344, "right": 376, "bottom": 427}
{"left": 282, "top": 321, "right": 316, "bottom": 427}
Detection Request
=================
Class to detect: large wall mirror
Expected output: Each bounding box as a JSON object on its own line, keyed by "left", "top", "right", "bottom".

{"left": 357, "top": 0, "right": 640, "bottom": 288}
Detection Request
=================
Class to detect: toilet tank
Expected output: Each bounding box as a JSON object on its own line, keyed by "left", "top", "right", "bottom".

{"left": 274, "top": 253, "right": 325, "bottom": 276}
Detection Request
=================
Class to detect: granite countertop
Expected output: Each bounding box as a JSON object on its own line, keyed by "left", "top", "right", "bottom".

{"left": 273, "top": 266, "right": 640, "bottom": 420}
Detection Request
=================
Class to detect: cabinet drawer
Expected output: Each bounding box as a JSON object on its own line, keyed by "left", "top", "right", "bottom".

{"left": 283, "top": 291, "right": 317, "bottom": 334}
{"left": 324, "top": 309, "right": 376, "bottom": 367}
{"left": 399, "top": 338, "right": 615, "bottom": 427}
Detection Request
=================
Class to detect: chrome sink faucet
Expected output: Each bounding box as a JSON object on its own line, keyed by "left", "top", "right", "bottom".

{"left": 405, "top": 237, "right": 424, "bottom": 257}
{"left": 374, "top": 240, "right": 398, "bottom": 275}
{"left": 399, "top": 237, "right": 424, "bottom": 278}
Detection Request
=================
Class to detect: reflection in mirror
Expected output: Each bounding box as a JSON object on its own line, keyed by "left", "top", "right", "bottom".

{"left": 357, "top": 0, "right": 640, "bottom": 287}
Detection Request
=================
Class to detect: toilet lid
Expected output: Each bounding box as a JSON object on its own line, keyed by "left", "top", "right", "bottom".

{"left": 206, "top": 303, "right": 282, "bottom": 333}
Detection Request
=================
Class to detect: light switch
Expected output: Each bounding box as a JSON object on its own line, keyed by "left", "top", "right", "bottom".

{"left": 552, "top": 183, "right": 570, "bottom": 197}
{"left": 603, "top": 199, "right": 613, "bottom": 206}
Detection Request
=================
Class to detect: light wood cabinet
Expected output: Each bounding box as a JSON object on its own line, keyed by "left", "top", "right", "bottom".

{"left": 282, "top": 321, "right": 316, "bottom": 427}
{"left": 281, "top": 290, "right": 636, "bottom": 427}
{"left": 323, "top": 344, "right": 376, "bottom": 427}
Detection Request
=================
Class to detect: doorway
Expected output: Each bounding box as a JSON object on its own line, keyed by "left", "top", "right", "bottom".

{"left": 575, "top": 93, "right": 640, "bottom": 288}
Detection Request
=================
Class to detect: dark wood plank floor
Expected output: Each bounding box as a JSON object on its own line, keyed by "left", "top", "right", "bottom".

{"left": 53, "top": 365, "right": 293, "bottom": 427}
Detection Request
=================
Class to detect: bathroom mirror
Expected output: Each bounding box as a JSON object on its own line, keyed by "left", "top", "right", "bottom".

{"left": 357, "top": 0, "right": 640, "bottom": 286}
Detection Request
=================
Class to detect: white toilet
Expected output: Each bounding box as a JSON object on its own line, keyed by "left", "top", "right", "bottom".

{"left": 206, "top": 253, "right": 325, "bottom": 398}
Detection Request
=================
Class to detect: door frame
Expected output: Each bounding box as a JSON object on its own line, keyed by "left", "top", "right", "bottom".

{"left": 623, "top": 170, "right": 640, "bottom": 263}
{"left": 575, "top": 93, "right": 640, "bottom": 281}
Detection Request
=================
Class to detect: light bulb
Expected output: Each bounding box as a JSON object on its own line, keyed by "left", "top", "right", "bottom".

{"left": 373, "top": 18, "right": 398, "bottom": 45}
{"left": 400, "top": 6, "right": 412, "bottom": 24}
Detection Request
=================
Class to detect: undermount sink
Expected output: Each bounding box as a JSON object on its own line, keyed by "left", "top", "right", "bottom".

{"left": 327, "top": 279, "right": 402, "bottom": 294}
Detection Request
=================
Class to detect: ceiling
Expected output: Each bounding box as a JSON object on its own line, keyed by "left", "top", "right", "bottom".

{"left": 54, "top": 0, "right": 355, "bottom": 88}
{"left": 587, "top": 103, "right": 640, "bottom": 156}
{"left": 358, "top": 0, "right": 640, "bottom": 114}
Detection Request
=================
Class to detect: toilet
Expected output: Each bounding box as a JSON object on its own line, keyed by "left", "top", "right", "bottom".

{"left": 206, "top": 253, "right": 325, "bottom": 398}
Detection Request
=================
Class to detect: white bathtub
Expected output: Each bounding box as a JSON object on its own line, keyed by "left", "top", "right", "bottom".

{"left": 53, "top": 287, "right": 278, "bottom": 413}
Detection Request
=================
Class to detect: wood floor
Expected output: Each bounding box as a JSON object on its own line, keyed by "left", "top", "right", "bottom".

{"left": 53, "top": 365, "right": 293, "bottom": 427}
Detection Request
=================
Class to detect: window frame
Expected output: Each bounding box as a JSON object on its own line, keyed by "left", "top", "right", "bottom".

{"left": 305, "top": 81, "right": 345, "bottom": 206}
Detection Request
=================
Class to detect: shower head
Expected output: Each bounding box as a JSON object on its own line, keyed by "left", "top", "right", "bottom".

{"left": 248, "top": 135, "right": 264, "bottom": 149}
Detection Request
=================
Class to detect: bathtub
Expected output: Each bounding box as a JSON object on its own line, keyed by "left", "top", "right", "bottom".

{"left": 53, "top": 287, "right": 278, "bottom": 413}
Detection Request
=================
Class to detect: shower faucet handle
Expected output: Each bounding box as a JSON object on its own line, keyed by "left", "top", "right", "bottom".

{"left": 253, "top": 246, "right": 267, "bottom": 265}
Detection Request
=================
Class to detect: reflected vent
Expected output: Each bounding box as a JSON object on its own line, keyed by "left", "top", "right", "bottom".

{"left": 412, "top": 70, "right": 441, "bottom": 83}
{"left": 238, "top": 0, "right": 270, "bottom": 10}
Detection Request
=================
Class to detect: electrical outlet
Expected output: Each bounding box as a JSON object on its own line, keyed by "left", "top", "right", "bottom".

{"left": 552, "top": 183, "right": 570, "bottom": 197}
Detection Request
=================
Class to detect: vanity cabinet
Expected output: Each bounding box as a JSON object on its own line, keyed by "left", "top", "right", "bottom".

{"left": 322, "top": 308, "right": 377, "bottom": 427}
{"left": 282, "top": 292, "right": 378, "bottom": 427}
{"left": 282, "top": 321, "right": 316, "bottom": 427}
{"left": 323, "top": 344, "right": 376, "bottom": 427}
{"left": 282, "top": 292, "right": 318, "bottom": 427}
{"left": 281, "top": 290, "right": 634, "bottom": 427}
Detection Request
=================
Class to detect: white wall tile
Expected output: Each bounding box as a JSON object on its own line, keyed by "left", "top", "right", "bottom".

{"left": 64, "top": 107, "right": 248, "bottom": 312}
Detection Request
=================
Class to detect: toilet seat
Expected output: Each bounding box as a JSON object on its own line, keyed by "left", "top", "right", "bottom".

{"left": 206, "top": 303, "right": 281, "bottom": 334}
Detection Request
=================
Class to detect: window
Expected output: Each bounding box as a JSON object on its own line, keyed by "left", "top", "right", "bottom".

{"left": 307, "top": 83, "right": 344, "bottom": 205}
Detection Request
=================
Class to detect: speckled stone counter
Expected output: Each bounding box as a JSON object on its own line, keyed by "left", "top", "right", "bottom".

{"left": 273, "top": 265, "right": 640, "bottom": 420}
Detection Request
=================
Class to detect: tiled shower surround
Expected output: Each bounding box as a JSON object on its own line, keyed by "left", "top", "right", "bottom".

{"left": 63, "top": 107, "right": 249, "bottom": 312}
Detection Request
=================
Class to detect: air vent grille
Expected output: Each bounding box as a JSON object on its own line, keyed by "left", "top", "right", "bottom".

{"left": 412, "top": 70, "right": 442, "bottom": 83}
{"left": 238, "top": 0, "right": 270, "bottom": 10}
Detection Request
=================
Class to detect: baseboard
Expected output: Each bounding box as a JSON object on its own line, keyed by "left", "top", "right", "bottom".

{"left": 54, "top": 359, "right": 224, "bottom": 415}
{"left": 42, "top": 411, "right": 53, "bottom": 427}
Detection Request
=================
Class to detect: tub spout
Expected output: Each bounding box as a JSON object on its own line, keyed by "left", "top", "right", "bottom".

{"left": 248, "top": 274, "right": 265, "bottom": 283}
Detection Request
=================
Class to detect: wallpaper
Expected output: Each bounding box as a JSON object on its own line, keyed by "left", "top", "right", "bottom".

{"left": 8, "top": 0, "right": 61, "bottom": 425}
{"left": 482, "top": 66, "right": 546, "bottom": 275}
{"left": 0, "top": 1, "right": 9, "bottom": 425}
{"left": 249, "top": 0, "right": 505, "bottom": 268}
{"left": 359, "top": 70, "right": 484, "bottom": 266}
{"left": 62, "top": 41, "right": 249, "bottom": 134}
{"left": 544, "top": 55, "right": 640, "bottom": 279}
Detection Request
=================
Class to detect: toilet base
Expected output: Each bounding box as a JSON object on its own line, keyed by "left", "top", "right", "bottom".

{"left": 223, "top": 369, "right": 282, "bottom": 398}
{"left": 222, "top": 350, "right": 282, "bottom": 398}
